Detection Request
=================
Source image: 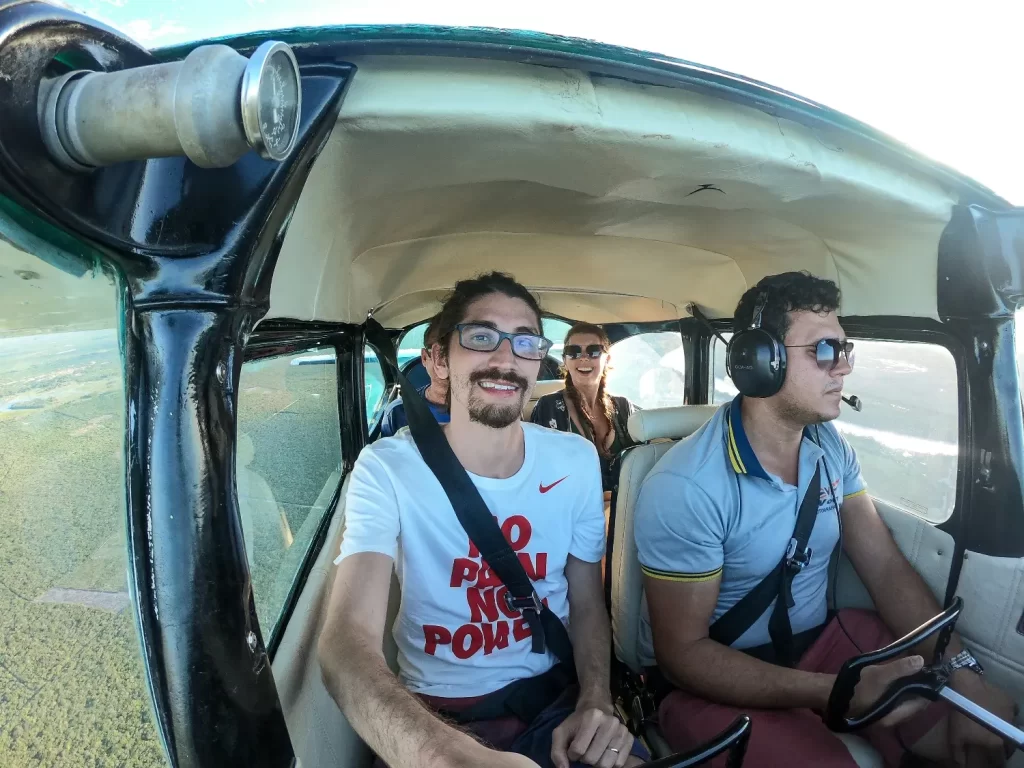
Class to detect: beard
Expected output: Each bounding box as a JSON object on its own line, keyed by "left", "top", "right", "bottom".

{"left": 459, "top": 367, "right": 531, "bottom": 429}
{"left": 775, "top": 387, "right": 840, "bottom": 426}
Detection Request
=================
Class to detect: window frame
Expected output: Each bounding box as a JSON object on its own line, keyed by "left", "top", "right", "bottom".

{"left": 242, "top": 319, "right": 364, "bottom": 660}
{"left": 1015, "top": 305, "right": 1024, "bottom": 396}
{"left": 363, "top": 343, "right": 392, "bottom": 433}
{"left": 397, "top": 321, "right": 429, "bottom": 359}
{"left": 707, "top": 329, "right": 734, "bottom": 406}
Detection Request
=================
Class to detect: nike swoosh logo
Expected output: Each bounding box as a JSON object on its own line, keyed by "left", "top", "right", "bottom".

{"left": 539, "top": 476, "right": 569, "bottom": 494}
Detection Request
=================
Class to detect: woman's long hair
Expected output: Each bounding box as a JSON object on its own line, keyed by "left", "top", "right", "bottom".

{"left": 562, "top": 322, "right": 615, "bottom": 454}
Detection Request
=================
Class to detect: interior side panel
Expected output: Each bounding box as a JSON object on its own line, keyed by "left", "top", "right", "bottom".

{"left": 272, "top": 475, "right": 374, "bottom": 768}
{"left": 833, "top": 499, "right": 954, "bottom": 611}
{"left": 833, "top": 502, "right": 1024, "bottom": 761}
{"left": 271, "top": 471, "right": 405, "bottom": 768}
{"left": 953, "top": 551, "right": 1024, "bottom": 726}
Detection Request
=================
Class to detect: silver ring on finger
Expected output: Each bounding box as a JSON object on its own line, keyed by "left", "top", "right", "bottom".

{"left": 607, "top": 748, "right": 620, "bottom": 754}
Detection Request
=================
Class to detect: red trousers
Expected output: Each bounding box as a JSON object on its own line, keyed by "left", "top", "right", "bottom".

{"left": 658, "top": 610, "right": 946, "bottom": 767}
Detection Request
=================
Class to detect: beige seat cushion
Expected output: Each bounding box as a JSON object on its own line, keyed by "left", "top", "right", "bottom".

{"left": 523, "top": 378, "right": 565, "bottom": 420}
{"left": 271, "top": 474, "right": 401, "bottom": 768}
{"left": 271, "top": 475, "right": 377, "bottom": 768}
{"left": 611, "top": 439, "right": 677, "bottom": 671}
{"left": 611, "top": 406, "right": 718, "bottom": 672}
{"left": 627, "top": 405, "right": 720, "bottom": 443}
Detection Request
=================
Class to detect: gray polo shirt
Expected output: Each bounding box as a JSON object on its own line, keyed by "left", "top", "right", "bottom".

{"left": 634, "top": 396, "right": 866, "bottom": 667}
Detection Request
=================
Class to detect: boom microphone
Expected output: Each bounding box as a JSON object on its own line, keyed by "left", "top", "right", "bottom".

{"left": 842, "top": 395, "right": 862, "bottom": 412}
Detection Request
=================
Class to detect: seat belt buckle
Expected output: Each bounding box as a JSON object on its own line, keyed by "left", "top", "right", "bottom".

{"left": 785, "top": 538, "right": 812, "bottom": 572}
{"left": 504, "top": 590, "right": 544, "bottom": 615}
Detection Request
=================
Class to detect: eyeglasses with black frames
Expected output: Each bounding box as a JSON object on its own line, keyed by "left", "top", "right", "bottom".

{"left": 454, "top": 323, "right": 553, "bottom": 361}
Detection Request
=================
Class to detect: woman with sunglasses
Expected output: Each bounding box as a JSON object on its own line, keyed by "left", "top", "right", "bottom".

{"left": 530, "top": 323, "right": 638, "bottom": 492}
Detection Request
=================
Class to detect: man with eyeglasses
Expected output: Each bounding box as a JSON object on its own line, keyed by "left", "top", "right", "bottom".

{"left": 635, "top": 272, "right": 1015, "bottom": 766}
{"left": 320, "top": 272, "right": 646, "bottom": 768}
{"left": 379, "top": 314, "right": 450, "bottom": 437}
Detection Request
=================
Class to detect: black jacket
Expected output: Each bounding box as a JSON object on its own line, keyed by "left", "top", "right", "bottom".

{"left": 529, "top": 390, "right": 638, "bottom": 491}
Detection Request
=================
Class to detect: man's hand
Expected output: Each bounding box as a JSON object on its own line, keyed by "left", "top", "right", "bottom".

{"left": 948, "top": 674, "right": 1017, "bottom": 767}
{"left": 849, "top": 655, "right": 929, "bottom": 728}
{"left": 551, "top": 704, "right": 633, "bottom": 768}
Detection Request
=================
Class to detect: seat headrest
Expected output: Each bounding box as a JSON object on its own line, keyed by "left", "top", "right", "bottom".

{"left": 627, "top": 404, "right": 720, "bottom": 443}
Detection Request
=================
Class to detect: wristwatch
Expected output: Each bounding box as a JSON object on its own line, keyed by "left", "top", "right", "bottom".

{"left": 947, "top": 648, "right": 985, "bottom": 676}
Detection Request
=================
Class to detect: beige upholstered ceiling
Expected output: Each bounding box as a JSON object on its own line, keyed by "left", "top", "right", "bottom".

{"left": 267, "top": 55, "right": 958, "bottom": 328}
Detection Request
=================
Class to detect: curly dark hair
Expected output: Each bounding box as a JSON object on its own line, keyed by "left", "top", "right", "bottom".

{"left": 733, "top": 271, "right": 841, "bottom": 342}
{"left": 434, "top": 272, "right": 544, "bottom": 357}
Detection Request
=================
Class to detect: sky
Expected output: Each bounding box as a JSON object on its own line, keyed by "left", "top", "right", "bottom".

{"left": 69, "top": 0, "right": 1023, "bottom": 205}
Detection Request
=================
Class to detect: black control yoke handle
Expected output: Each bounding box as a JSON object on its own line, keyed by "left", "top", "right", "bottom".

{"left": 824, "top": 597, "right": 963, "bottom": 732}
{"left": 644, "top": 715, "right": 752, "bottom": 768}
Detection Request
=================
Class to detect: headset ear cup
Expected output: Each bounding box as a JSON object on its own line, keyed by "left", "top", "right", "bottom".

{"left": 727, "top": 329, "right": 786, "bottom": 398}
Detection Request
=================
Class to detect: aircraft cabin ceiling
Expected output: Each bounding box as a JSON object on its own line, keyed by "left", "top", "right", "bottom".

{"left": 7, "top": 52, "right": 960, "bottom": 331}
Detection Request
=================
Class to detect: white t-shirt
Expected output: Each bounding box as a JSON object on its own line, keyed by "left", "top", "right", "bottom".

{"left": 336, "top": 422, "right": 605, "bottom": 697}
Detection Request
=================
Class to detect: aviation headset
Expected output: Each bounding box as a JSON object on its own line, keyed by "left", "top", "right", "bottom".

{"left": 726, "top": 290, "right": 787, "bottom": 398}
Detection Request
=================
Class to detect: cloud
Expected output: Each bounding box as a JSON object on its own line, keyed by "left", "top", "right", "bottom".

{"left": 118, "top": 18, "right": 190, "bottom": 44}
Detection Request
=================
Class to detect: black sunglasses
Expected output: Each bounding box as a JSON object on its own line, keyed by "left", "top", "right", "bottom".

{"left": 454, "top": 323, "right": 553, "bottom": 361}
{"left": 784, "top": 339, "right": 855, "bottom": 371}
{"left": 563, "top": 344, "right": 604, "bottom": 360}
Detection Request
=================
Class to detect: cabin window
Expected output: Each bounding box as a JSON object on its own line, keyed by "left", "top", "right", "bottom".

{"left": 0, "top": 251, "right": 164, "bottom": 764}
{"left": 608, "top": 331, "right": 687, "bottom": 409}
{"left": 540, "top": 318, "right": 573, "bottom": 378}
{"left": 237, "top": 348, "right": 343, "bottom": 636}
{"left": 710, "top": 332, "right": 735, "bottom": 405}
{"left": 365, "top": 346, "right": 387, "bottom": 426}
{"left": 831, "top": 339, "right": 958, "bottom": 523}
{"left": 398, "top": 323, "right": 428, "bottom": 367}
{"left": 711, "top": 334, "right": 959, "bottom": 523}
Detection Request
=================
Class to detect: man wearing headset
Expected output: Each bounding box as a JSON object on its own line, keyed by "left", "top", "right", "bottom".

{"left": 635, "top": 272, "right": 1015, "bottom": 766}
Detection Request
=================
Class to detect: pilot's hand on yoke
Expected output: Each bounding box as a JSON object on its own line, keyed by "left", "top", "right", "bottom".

{"left": 550, "top": 701, "right": 635, "bottom": 768}
{"left": 850, "top": 654, "right": 929, "bottom": 728}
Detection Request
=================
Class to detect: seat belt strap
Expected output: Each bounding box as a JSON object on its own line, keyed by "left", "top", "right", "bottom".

{"left": 767, "top": 463, "right": 821, "bottom": 667}
{"left": 364, "top": 319, "right": 575, "bottom": 668}
{"left": 709, "top": 463, "right": 822, "bottom": 667}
